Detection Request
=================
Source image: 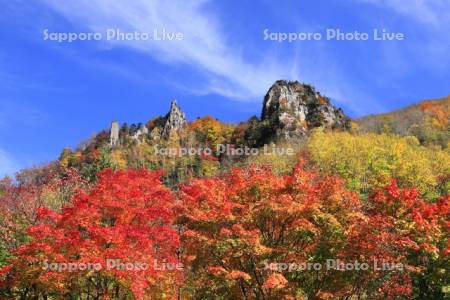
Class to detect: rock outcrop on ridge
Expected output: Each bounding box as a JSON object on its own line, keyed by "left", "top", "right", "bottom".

{"left": 261, "top": 80, "right": 350, "bottom": 139}
{"left": 161, "top": 100, "right": 187, "bottom": 138}
{"left": 108, "top": 100, "right": 187, "bottom": 146}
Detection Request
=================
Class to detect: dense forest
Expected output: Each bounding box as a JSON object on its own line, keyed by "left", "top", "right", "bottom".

{"left": 0, "top": 83, "right": 449, "bottom": 299}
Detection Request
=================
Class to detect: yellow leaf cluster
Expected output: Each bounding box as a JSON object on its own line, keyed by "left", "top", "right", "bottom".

{"left": 308, "top": 130, "right": 450, "bottom": 199}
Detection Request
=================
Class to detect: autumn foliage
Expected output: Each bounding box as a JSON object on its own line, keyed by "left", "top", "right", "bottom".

{"left": 0, "top": 162, "right": 448, "bottom": 299}
{"left": 356, "top": 96, "right": 449, "bottom": 148}
{"left": 177, "top": 163, "right": 448, "bottom": 299}
{"left": 308, "top": 130, "right": 450, "bottom": 199}
{"left": 1, "top": 169, "right": 180, "bottom": 299}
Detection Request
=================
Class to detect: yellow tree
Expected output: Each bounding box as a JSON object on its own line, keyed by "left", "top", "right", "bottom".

{"left": 308, "top": 130, "right": 450, "bottom": 199}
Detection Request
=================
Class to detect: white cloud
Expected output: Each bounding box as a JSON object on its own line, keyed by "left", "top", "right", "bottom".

{"left": 42, "top": 0, "right": 290, "bottom": 100}
{"left": 356, "top": 0, "right": 450, "bottom": 71}
{"left": 356, "top": 0, "right": 450, "bottom": 26}
{"left": 39, "top": 0, "right": 390, "bottom": 114}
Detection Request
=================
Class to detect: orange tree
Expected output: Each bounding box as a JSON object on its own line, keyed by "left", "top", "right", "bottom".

{"left": 1, "top": 164, "right": 447, "bottom": 299}
{"left": 366, "top": 181, "right": 449, "bottom": 299}
{"left": 177, "top": 163, "right": 448, "bottom": 299}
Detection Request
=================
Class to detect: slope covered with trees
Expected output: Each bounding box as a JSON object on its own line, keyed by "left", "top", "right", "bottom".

{"left": 356, "top": 96, "right": 450, "bottom": 148}
{"left": 0, "top": 83, "right": 449, "bottom": 299}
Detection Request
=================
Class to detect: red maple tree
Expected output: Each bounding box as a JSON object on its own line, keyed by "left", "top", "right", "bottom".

{"left": 1, "top": 168, "right": 181, "bottom": 299}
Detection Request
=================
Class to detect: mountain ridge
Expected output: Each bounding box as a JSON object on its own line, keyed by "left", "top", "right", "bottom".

{"left": 356, "top": 95, "right": 449, "bottom": 147}
{"left": 5, "top": 81, "right": 449, "bottom": 184}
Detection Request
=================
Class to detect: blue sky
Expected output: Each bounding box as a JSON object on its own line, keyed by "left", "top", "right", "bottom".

{"left": 1, "top": 0, "right": 449, "bottom": 177}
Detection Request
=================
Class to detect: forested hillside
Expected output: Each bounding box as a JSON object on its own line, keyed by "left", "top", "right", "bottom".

{"left": 356, "top": 96, "right": 449, "bottom": 148}
{"left": 1, "top": 82, "right": 449, "bottom": 299}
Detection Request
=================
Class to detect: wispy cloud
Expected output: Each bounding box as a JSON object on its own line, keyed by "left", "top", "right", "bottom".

{"left": 42, "top": 0, "right": 291, "bottom": 100}
{"left": 356, "top": 0, "right": 450, "bottom": 26}
{"left": 356, "top": 0, "right": 450, "bottom": 71}
{"left": 40, "top": 0, "right": 420, "bottom": 114}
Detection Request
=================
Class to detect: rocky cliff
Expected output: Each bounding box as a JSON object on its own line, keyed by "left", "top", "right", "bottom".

{"left": 161, "top": 100, "right": 187, "bottom": 137}
{"left": 110, "top": 121, "right": 120, "bottom": 146}
{"left": 108, "top": 100, "right": 187, "bottom": 146}
{"left": 107, "top": 82, "right": 347, "bottom": 147}
{"left": 261, "top": 80, "right": 350, "bottom": 139}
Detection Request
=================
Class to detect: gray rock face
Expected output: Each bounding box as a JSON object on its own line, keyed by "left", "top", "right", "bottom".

{"left": 131, "top": 124, "right": 149, "bottom": 144}
{"left": 261, "top": 80, "right": 350, "bottom": 139}
{"left": 110, "top": 121, "right": 120, "bottom": 146}
{"left": 149, "top": 127, "right": 161, "bottom": 141}
{"left": 162, "top": 100, "right": 187, "bottom": 137}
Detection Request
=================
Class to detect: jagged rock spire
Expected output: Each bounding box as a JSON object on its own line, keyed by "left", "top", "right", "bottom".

{"left": 131, "top": 124, "right": 149, "bottom": 144}
{"left": 162, "top": 100, "right": 187, "bottom": 137}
